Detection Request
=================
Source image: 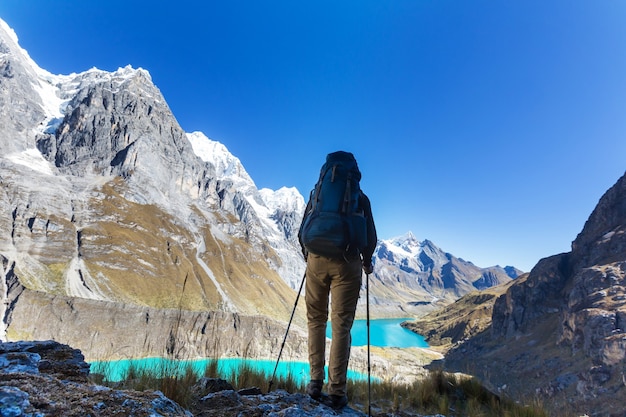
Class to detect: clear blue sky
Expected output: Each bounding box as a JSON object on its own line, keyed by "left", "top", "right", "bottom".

{"left": 2, "top": 1, "right": 625, "bottom": 271}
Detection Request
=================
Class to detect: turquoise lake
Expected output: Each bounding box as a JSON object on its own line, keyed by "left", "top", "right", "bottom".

{"left": 327, "top": 318, "right": 428, "bottom": 348}
{"left": 91, "top": 319, "right": 426, "bottom": 382}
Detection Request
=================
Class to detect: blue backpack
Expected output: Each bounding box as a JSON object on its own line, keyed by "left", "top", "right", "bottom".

{"left": 300, "top": 151, "right": 367, "bottom": 258}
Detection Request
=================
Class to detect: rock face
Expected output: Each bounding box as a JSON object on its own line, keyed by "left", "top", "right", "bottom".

{"left": 0, "top": 20, "right": 45, "bottom": 155}
{"left": 0, "top": 340, "right": 192, "bottom": 416}
{"left": 491, "top": 172, "right": 626, "bottom": 365}
{"left": 6, "top": 288, "right": 308, "bottom": 363}
{"left": 444, "top": 171, "right": 626, "bottom": 416}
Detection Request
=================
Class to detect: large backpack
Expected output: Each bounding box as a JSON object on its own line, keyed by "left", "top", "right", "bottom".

{"left": 300, "top": 151, "right": 367, "bottom": 258}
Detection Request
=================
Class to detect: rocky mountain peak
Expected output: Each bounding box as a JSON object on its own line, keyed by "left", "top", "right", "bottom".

{"left": 571, "top": 171, "right": 626, "bottom": 268}
{"left": 259, "top": 187, "right": 305, "bottom": 215}
{"left": 444, "top": 171, "right": 626, "bottom": 415}
{"left": 371, "top": 233, "right": 515, "bottom": 315}
{"left": 0, "top": 19, "right": 49, "bottom": 154}
{"left": 391, "top": 231, "right": 420, "bottom": 251}
{"left": 0, "top": 18, "right": 40, "bottom": 79}
{"left": 187, "top": 131, "right": 254, "bottom": 186}
{"left": 503, "top": 265, "right": 523, "bottom": 278}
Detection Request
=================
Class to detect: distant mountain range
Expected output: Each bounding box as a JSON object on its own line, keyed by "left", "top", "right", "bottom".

{"left": 370, "top": 232, "right": 521, "bottom": 316}
{"left": 0, "top": 17, "right": 520, "bottom": 359}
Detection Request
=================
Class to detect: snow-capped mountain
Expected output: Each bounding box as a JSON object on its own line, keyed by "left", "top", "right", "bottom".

{"left": 187, "top": 131, "right": 254, "bottom": 186}
{"left": 186, "top": 130, "right": 305, "bottom": 287}
{"left": 0, "top": 17, "right": 306, "bottom": 345}
{"left": 369, "top": 232, "right": 520, "bottom": 315}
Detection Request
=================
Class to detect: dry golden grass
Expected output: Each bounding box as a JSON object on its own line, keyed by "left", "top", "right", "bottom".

{"left": 347, "top": 370, "right": 557, "bottom": 417}
{"left": 17, "top": 178, "right": 304, "bottom": 322}
{"left": 97, "top": 361, "right": 555, "bottom": 416}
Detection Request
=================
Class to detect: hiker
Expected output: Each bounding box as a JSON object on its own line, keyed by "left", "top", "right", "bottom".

{"left": 298, "top": 151, "right": 377, "bottom": 409}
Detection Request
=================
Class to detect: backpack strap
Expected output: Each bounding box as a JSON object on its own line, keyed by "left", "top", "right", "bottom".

{"left": 342, "top": 172, "right": 352, "bottom": 214}
{"left": 311, "top": 164, "right": 332, "bottom": 211}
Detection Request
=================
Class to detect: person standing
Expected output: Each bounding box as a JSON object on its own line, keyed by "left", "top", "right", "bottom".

{"left": 298, "top": 151, "right": 377, "bottom": 409}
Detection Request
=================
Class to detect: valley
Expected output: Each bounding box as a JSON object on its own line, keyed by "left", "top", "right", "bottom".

{"left": 2, "top": 15, "right": 625, "bottom": 416}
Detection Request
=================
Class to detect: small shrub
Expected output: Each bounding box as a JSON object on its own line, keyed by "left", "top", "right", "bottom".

{"left": 204, "top": 358, "right": 219, "bottom": 379}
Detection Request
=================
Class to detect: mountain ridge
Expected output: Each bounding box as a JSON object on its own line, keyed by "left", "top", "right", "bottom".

{"left": 369, "top": 231, "right": 521, "bottom": 316}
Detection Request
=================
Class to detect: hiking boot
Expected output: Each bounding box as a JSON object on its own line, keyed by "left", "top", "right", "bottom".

{"left": 328, "top": 394, "right": 348, "bottom": 410}
{"left": 306, "top": 380, "right": 323, "bottom": 400}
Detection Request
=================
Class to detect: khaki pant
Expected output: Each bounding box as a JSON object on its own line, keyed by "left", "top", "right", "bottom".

{"left": 305, "top": 254, "right": 362, "bottom": 397}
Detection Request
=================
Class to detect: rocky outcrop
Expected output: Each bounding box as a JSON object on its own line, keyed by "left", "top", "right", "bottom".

{"left": 560, "top": 170, "right": 626, "bottom": 369}
{"left": 191, "top": 389, "right": 369, "bottom": 417}
{"left": 571, "top": 171, "right": 626, "bottom": 269}
{"left": 490, "top": 172, "right": 626, "bottom": 365}
{"left": 443, "top": 171, "right": 626, "bottom": 416}
{"left": 0, "top": 340, "right": 192, "bottom": 416}
{"left": 491, "top": 253, "right": 570, "bottom": 337}
{"left": 1, "top": 340, "right": 90, "bottom": 382}
{"left": 559, "top": 263, "right": 626, "bottom": 366}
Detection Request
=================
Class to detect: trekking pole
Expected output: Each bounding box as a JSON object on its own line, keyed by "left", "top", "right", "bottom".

{"left": 366, "top": 271, "right": 372, "bottom": 417}
{"left": 268, "top": 272, "right": 306, "bottom": 392}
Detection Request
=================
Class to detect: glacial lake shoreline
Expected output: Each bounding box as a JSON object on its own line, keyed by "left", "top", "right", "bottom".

{"left": 92, "top": 318, "right": 427, "bottom": 382}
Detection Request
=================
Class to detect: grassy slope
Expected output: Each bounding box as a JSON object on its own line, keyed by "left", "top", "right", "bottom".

{"left": 403, "top": 277, "right": 522, "bottom": 349}
{"left": 13, "top": 178, "right": 302, "bottom": 323}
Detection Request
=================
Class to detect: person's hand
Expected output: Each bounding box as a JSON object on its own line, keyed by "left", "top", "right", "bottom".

{"left": 362, "top": 263, "right": 373, "bottom": 275}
